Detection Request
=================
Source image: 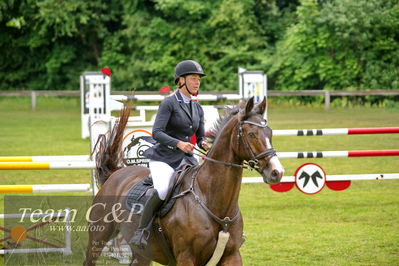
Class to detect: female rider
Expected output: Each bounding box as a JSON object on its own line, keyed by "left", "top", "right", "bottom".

{"left": 131, "top": 60, "right": 210, "bottom": 249}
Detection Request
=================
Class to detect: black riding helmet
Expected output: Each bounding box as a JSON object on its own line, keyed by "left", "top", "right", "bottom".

{"left": 174, "top": 60, "right": 206, "bottom": 85}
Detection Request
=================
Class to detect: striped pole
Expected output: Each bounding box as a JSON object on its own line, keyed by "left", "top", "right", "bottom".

{"left": 0, "top": 150, "right": 397, "bottom": 169}
{"left": 277, "top": 150, "right": 399, "bottom": 159}
{"left": 0, "top": 155, "right": 91, "bottom": 162}
{"left": 0, "top": 161, "right": 96, "bottom": 170}
{"left": 0, "top": 184, "right": 91, "bottom": 193}
{"left": 274, "top": 127, "right": 399, "bottom": 137}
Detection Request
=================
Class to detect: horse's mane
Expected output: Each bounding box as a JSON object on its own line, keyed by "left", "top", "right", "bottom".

{"left": 207, "top": 101, "right": 247, "bottom": 143}
{"left": 208, "top": 108, "right": 237, "bottom": 141}
{"left": 207, "top": 98, "right": 265, "bottom": 145}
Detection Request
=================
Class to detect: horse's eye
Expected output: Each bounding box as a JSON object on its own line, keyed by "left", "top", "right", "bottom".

{"left": 248, "top": 132, "right": 256, "bottom": 139}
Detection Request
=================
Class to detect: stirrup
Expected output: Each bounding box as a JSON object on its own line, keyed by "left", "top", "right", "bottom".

{"left": 131, "top": 228, "right": 150, "bottom": 249}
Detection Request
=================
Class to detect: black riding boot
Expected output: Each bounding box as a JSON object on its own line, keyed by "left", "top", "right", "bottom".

{"left": 130, "top": 190, "right": 163, "bottom": 249}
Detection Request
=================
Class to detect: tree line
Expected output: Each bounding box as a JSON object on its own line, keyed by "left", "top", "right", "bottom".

{"left": 1, "top": 0, "right": 398, "bottom": 92}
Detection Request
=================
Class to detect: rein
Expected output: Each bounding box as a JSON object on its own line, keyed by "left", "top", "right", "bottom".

{"left": 192, "top": 149, "right": 245, "bottom": 169}
{"left": 193, "top": 120, "right": 276, "bottom": 172}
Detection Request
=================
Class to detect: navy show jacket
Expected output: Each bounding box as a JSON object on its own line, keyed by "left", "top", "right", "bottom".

{"left": 143, "top": 91, "right": 206, "bottom": 169}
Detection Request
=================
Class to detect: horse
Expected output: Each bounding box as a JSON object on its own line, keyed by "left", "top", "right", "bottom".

{"left": 83, "top": 96, "right": 284, "bottom": 266}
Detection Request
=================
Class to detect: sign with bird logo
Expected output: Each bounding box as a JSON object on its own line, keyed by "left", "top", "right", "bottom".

{"left": 294, "top": 163, "right": 326, "bottom": 194}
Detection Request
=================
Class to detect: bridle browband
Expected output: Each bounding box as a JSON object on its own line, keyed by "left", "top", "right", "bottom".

{"left": 193, "top": 118, "right": 276, "bottom": 173}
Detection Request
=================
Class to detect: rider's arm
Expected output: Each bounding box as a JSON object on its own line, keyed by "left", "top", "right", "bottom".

{"left": 152, "top": 98, "right": 180, "bottom": 150}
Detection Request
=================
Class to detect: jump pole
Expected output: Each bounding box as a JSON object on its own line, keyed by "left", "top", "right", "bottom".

{"left": 0, "top": 155, "right": 91, "bottom": 162}
{"left": 277, "top": 150, "right": 399, "bottom": 159}
{"left": 0, "top": 150, "right": 398, "bottom": 169}
{"left": 0, "top": 184, "right": 91, "bottom": 193}
{"left": 274, "top": 127, "right": 399, "bottom": 136}
{"left": 0, "top": 161, "right": 95, "bottom": 170}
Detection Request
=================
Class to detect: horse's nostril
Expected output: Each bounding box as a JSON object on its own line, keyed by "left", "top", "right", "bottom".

{"left": 271, "top": 170, "right": 279, "bottom": 178}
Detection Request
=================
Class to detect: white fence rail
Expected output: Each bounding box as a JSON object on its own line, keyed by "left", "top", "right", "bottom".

{"left": 1, "top": 90, "right": 398, "bottom": 111}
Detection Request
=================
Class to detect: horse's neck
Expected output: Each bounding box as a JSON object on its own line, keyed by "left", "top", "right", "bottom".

{"left": 197, "top": 130, "right": 243, "bottom": 217}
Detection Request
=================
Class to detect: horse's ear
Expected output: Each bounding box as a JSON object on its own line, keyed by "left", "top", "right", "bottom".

{"left": 256, "top": 96, "right": 267, "bottom": 115}
{"left": 245, "top": 97, "right": 255, "bottom": 115}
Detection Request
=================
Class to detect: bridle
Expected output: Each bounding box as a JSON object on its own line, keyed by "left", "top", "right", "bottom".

{"left": 194, "top": 118, "right": 276, "bottom": 173}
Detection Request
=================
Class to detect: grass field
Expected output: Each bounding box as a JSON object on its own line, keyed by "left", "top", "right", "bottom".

{"left": 0, "top": 96, "right": 398, "bottom": 265}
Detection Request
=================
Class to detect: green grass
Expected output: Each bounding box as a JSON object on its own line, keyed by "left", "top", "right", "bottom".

{"left": 240, "top": 182, "right": 399, "bottom": 265}
{"left": 0, "top": 97, "right": 398, "bottom": 265}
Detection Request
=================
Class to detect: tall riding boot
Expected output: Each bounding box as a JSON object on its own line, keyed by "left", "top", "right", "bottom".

{"left": 130, "top": 190, "right": 163, "bottom": 249}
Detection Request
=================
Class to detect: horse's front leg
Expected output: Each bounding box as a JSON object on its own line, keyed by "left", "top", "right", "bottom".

{"left": 219, "top": 251, "right": 242, "bottom": 266}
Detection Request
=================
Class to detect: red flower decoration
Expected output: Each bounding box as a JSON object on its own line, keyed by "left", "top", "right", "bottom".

{"left": 101, "top": 67, "right": 111, "bottom": 77}
{"left": 159, "top": 85, "right": 171, "bottom": 94}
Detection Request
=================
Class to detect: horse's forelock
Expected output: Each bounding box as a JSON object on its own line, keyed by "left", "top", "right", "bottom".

{"left": 242, "top": 110, "right": 258, "bottom": 121}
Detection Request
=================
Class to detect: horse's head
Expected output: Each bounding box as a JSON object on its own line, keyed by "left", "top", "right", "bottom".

{"left": 235, "top": 97, "right": 284, "bottom": 184}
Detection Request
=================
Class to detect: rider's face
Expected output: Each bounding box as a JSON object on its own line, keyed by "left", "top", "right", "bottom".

{"left": 180, "top": 74, "right": 201, "bottom": 94}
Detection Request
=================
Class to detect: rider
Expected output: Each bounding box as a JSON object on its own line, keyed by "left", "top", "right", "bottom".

{"left": 131, "top": 60, "right": 211, "bottom": 249}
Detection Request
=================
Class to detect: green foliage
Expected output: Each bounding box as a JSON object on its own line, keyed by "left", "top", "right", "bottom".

{"left": 0, "top": 0, "right": 295, "bottom": 91}
{"left": 0, "top": 0, "right": 123, "bottom": 90}
{"left": 269, "top": 0, "right": 399, "bottom": 91}
{"left": 107, "top": 0, "right": 275, "bottom": 91}
{"left": 1, "top": 0, "right": 398, "bottom": 95}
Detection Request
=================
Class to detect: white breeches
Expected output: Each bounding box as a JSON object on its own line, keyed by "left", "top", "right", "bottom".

{"left": 149, "top": 160, "right": 175, "bottom": 200}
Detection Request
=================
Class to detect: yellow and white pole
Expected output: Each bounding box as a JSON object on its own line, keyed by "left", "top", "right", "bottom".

{"left": 0, "top": 161, "right": 95, "bottom": 170}
{"left": 0, "top": 184, "right": 91, "bottom": 193}
{"left": 0, "top": 155, "right": 90, "bottom": 162}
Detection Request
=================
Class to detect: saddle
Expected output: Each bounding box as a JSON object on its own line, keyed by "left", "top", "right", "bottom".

{"left": 125, "top": 164, "right": 196, "bottom": 217}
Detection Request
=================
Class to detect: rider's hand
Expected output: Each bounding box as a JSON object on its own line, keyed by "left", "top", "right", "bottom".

{"left": 177, "top": 141, "right": 194, "bottom": 153}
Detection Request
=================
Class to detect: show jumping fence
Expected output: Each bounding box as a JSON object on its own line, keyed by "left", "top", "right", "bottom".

{"left": 0, "top": 126, "right": 398, "bottom": 192}
{"left": 1, "top": 70, "right": 398, "bottom": 196}
{"left": 0, "top": 149, "right": 398, "bottom": 170}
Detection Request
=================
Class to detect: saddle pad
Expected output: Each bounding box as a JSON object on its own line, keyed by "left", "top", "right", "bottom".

{"left": 125, "top": 177, "right": 153, "bottom": 214}
{"left": 125, "top": 177, "right": 183, "bottom": 218}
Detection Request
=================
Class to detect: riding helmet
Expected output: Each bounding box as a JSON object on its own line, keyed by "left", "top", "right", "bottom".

{"left": 174, "top": 60, "right": 206, "bottom": 84}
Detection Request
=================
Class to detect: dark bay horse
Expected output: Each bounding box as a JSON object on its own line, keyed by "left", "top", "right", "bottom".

{"left": 83, "top": 97, "right": 284, "bottom": 266}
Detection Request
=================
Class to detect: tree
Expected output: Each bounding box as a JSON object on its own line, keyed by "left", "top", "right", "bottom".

{"left": 103, "top": 0, "right": 273, "bottom": 91}
{"left": 0, "top": 0, "right": 123, "bottom": 90}
{"left": 268, "top": 0, "right": 399, "bottom": 91}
